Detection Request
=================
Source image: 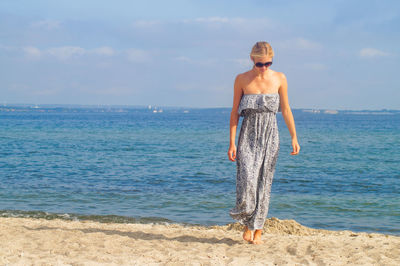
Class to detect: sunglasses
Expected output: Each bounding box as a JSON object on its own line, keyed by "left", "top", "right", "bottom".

{"left": 255, "top": 61, "right": 273, "bottom": 68}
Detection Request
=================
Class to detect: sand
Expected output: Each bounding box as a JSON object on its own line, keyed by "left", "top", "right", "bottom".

{"left": 0, "top": 217, "right": 399, "bottom": 265}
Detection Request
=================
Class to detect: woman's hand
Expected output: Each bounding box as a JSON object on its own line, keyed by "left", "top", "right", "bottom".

{"left": 291, "top": 138, "right": 300, "bottom": 155}
{"left": 228, "top": 144, "right": 237, "bottom": 161}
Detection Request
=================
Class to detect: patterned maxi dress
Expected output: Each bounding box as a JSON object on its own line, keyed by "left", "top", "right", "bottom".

{"left": 229, "top": 93, "right": 280, "bottom": 230}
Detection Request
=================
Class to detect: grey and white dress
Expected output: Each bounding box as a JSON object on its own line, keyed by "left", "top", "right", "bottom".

{"left": 229, "top": 93, "right": 280, "bottom": 230}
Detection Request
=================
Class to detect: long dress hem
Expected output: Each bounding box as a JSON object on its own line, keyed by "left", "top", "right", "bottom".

{"left": 229, "top": 93, "right": 280, "bottom": 230}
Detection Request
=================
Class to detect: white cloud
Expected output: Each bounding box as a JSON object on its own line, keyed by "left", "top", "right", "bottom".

{"left": 293, "top": 38, "right": 323, "bottom": 50}
{"left": 231, "top": 58, "right": 252, "bottom": 68}
{"left": 132, "top": 20, "right": 161, "bottom": 28}
{"left": 194, "top": 17, "right": 230, "bottom": 23}
{"left": 0, "top": 44, "right": 18, "bottom": 52}
{"left": 173, "top": 56, "right": 219, "bottom": 66}
{"left": 174, "top": 56, "right": 192, "bottom": 62}
{"left": 126, "top": 48, "right": 150, "bottom": 63}
{"left": 182, "top": 16, "right": 249, "bottom": 31}
{"left": 130, "top": 17, "right": 276, "bottom": 34}
{"left": 277, "top": 38, "right": 323, "bottom": 51}
{"left": 185, "top": 16, "right": 246, "bottom": 25}
{"left": 91, "top": 46, "right": 115, "bottom": 56}
{"left": 23, "top": 46, "right": 41, "bottom": 57}
{"left": 47, "top": 46, "right": 86, "bottom": 60}
{"left": 182, "top": 17, "right": 276, "bottom": 32}
{"left": 30, "top": 19, "right": 61, "bottom": 30}
{"left": 359, "top": 48, "right": 390, "bottom": 58}
{"left": 19, "top": 45, "right": 117, "bottom": 60}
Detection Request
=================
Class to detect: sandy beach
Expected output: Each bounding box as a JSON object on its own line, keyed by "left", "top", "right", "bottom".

{"left": 1, "top": 217, "right": 399, "bottom": 265}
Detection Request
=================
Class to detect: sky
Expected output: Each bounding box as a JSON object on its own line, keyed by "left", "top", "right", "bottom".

{"left": 0, "top": 0, "right": 399, "bottom": 109}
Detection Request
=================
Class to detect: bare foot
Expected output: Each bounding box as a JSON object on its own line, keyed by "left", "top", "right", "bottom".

{"left": 251, "top": 229, "right": 263, "bottom": 244}
{"left": 242, "top": 225, "right": 253, "bottom": 242}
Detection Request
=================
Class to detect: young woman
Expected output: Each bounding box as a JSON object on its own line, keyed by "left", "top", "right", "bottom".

{"left": 228, "top": 41, "right": 300, "bottom": 244}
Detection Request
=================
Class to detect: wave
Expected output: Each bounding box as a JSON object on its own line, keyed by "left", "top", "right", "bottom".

{"left": 0, "top": 209, "right": 185, "bottom": 226}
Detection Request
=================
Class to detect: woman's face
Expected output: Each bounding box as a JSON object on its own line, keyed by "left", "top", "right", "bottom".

{"left": 251, "top": 56, "right": 273, "bottom": 74}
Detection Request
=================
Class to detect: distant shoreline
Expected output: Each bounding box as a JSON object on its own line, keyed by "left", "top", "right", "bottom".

{"left": 1, "top": 104, "right": 399, "bottom": 113}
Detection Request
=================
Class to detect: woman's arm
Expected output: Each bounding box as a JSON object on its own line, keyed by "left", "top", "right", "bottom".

{"left": 278, "top": 72, "right": 300, "bottom": 155}
{"left": 228, "top": 74, "right": 243, "bottom": 161}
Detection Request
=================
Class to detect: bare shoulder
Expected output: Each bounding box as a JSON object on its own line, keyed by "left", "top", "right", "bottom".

{"left": 236, "top": 70, "right": 252, "bottom": 80}
{"left": 272, "top": 71, "right": 287, "bottom": 93}
{"left": 235, "top": 70, "right": 252, "bottom": 85}
{"left": 273, "top": 71, "right": 287, "bottom": 82}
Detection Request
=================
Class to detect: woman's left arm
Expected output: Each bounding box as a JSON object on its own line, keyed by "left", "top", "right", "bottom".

{"left": 278, "top": 72, "right": 300, "bottom": 155}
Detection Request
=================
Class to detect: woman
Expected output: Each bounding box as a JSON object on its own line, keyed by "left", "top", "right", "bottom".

{"left": 228, "top": 41, "right": 300, "bottom": 245}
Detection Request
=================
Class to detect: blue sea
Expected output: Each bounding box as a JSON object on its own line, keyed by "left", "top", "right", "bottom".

{"left": 1, "top": 105, "right": 399, "bottom": 235}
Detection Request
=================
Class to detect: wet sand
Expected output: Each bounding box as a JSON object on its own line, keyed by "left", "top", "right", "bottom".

{"left": 1, "top": 217, "right": 399, "bottom": 265}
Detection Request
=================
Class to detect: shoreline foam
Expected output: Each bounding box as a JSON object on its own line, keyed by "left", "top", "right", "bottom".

{"left": 1, "top": 216, "right": 399, "bottom": 265}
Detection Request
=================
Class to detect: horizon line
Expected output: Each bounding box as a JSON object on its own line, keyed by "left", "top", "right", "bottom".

{"left": 1, "top": 103, "right": 399, "bottom": 112}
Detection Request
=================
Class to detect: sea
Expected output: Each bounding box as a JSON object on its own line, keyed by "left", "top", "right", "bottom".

{"left": 1, "top": 105, "right": 399, "bottom": 235}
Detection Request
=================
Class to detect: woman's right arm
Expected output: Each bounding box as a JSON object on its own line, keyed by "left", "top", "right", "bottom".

{"left": 228, "top": 74, "right": 243, "bottom": 162}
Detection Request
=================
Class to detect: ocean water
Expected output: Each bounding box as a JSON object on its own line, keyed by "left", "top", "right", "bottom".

{"left": 0, "top": 106, "right": 399, "bottom": 235}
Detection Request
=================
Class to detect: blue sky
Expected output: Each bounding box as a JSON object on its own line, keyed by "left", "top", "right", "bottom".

{"left": 1, "top": 0, "right": 399, "bottom": 109}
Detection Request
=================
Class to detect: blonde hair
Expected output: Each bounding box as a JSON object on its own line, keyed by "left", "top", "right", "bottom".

{"left": 250, "top": 41, "right": 274, "bottom": 58}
